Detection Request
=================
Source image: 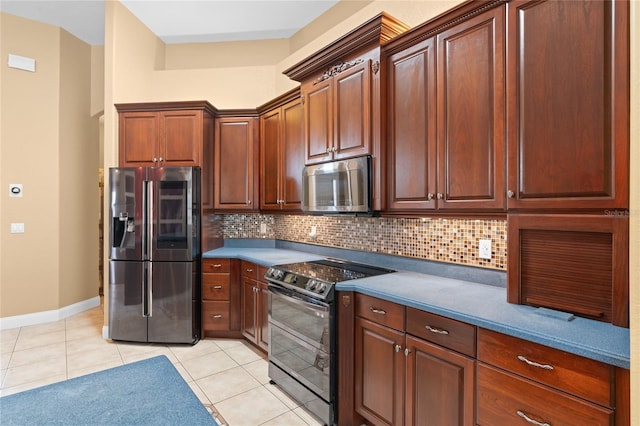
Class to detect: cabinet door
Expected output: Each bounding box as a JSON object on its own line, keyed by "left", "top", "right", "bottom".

{"left": 405, "top": 335, "right": 475, "bottom": 426}
{"left": 303, "top": 79, "right": 333, "bottom": 164}
{"left": 387, "top": 38, "right": 437, "bottom": 211}
{"left": 436, "top": 6, "right": 506, "bottom": 210}
{"left": 159, "top": 110, "right": 201, "bottom": 166}
{"left": 119, "top": 111, "right": 158, "bottom": 166}
{"left": 257, "top": 279, "right": 269, "bottom": 351}
{"left": 506, "top": 0, "right": 629, "bottom": 210}
{"left": 334, "top": 60, "right": 371, "bottom": 160}
{"left": 260, "top": 108, "right": 281, "bottom": 210}
{"left": 214, "top": 117, "right": 258, "bottom": 210}
{"left": 241, "top": 277, "right": 257, "bottom": 343}
{"left": 355, "top": 317, "right": 404, "bottom": 426}
{"left": 280, "top": 98, "right": 304, "bottom": 210}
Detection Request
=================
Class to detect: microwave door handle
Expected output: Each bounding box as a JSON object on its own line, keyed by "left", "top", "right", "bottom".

{"left": 346, "top": 169, "right": 353, "bottom": 206}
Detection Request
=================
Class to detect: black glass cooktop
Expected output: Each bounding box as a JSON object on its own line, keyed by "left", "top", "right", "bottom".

{"left": 276, "top": 258, "right": 394, "bottom": 284}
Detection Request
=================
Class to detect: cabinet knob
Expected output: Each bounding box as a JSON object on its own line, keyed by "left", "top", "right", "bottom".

{"left": 394, "top": 344, "right": 402, "bottom": 353}
{"left": 246, "top": 200, "right": 252, "bottom": 205}
{"left": 158, "top": 157, "right": 164, "bottom": 162}
{"left": 507, "top": 189, "right": 515, "bottom": 198}
{"left": 152, "top": 157, "right": 157, "bottom": 163}
{"left": 404, "top": 348, "right": 411, "bottom": 356}
{"left": 437, "top": 193, "right": 443, "bottom": 200}
{"left": 427, "top": 193, "right": 434, "bottom": 201}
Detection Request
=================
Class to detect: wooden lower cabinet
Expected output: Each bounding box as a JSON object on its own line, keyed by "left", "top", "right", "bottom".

{"left": 240, "top": 262, "right": 269, "bottom": 351}
{"left": 201, "top": 258, "right": 241, "bottom": 337}
{"left": 344, "top": 294, "right": 629, "bottom": 426}
{"left": 405, "top": 336, "right": 475, "bottom": 426}
{"left": 354, "top": 294, "right": 475, "bottom": 426}
{"left": 477, "top": 328, "right": 629, "bottom": 426}
{"left": 477, "top": 363, "right": 613, "bottom": 425}
{"left": 355, "top": 317, "right": 405, "bottom": 426}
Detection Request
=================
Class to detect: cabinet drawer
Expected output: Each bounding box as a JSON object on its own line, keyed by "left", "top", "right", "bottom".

{"left": 406, "top": 307, "right": 476, "bottom": 357}
{"left": 241, "top": 261, "right": 258, "bottom": 280}
{"left": 477, "top": 363, "right": 613, "bottom": 426}
{"left": 478, "top": 328, "right": 613, "bottom": 407}
{"left": 355, "top": 294, "right": 405, "bottom": 331}
{"left": 257, "top": 265, "right": 268, "bottom": 282}
{"left": 202, "top": 301, "right": 230, "bottom": 330}
{"left": 203, "top": 258, "right": 230, "bottom": 273}
{"left": 202, "top": 274, "right": 230, "bottom": 300}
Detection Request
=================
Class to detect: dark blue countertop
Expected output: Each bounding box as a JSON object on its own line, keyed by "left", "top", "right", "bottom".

{"left": 203, "top": 239, "right": 630, "bottom": 369}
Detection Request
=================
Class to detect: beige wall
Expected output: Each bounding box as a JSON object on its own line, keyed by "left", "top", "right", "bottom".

{"left": 0, "top": 13, "right": 99, "bottom": 318}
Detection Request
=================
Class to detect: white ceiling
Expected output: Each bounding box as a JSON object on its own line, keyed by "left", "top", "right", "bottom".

{"left": 0, "top": 0, "right": 340, "bottom": 46}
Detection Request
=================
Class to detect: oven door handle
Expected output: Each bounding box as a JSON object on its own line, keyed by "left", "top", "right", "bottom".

{"left": 268, "top": 283, "right": 329, "bottom": 312}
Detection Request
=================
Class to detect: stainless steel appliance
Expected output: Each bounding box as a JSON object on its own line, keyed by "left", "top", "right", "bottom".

{"left": 109, "top": 167, "right": 200, "bottom": 344}
{"left": 302, "top": 155, "right": 372, "bottom": 214}
{"left": 264, "top": 258, "right": 393, "bottom": 425}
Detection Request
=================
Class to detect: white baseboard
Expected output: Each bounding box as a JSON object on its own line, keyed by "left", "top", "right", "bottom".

{"left": 0, "top": 296, "right": 101, "bottom": 330}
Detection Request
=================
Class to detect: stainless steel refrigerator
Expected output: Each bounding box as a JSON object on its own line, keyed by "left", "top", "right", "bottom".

{"left": 108, "top": 167, "right": 201, "bottom": 344}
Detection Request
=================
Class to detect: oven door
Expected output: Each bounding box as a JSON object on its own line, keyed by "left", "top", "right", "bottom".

{"left": 268, "top": 284, "right": 331, "bottom": 399}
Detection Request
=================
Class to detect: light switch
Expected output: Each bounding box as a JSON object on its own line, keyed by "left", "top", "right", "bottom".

{"left": 10, "top": 223, "right": 25, "bottom": 233}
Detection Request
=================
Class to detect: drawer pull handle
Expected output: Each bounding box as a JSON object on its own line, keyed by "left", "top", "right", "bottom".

{"left": 209, "top": 314, "right": 223, "bottom": 319}
{"left": 211, "top": 264, "right": 222, "bottom": 268}
{"left": 516, "top": 410, "right": 550, "bottom": 426}
{"left": 517, "top": 355, "right": 554, "bottom": 370}
{"left": 370, "top": 307, "right": 387, "bottom": 315}
{"left": 246, "top": 268, "right": 254, "bottom": 272}
{"left": 425, "top": 325, "right": 449, "bottom": 335}
{"left": 211, "top": 285, "right": 223, "bottom": 290}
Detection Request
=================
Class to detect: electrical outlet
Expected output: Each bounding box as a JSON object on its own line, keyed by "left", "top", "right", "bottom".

{"left": 10, "top": 223, "right": 25, "bottom": 233}
{"left": 478, "top": 239, "right": 492, "bottom": 260}
{"left": 260, "top": 223, "right": 267, "bottom": 234}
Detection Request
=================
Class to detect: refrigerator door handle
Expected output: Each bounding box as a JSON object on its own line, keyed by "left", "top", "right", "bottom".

{"left": 145, "top": 180, "right": 154, "bottom": 261}
{"left": 148, "top": 263, "right": 153, "bottom": 318}
{"left": 143, "top": 263, "right": 149, "bottom": 317}
{"left": 142, "top": 181, "right": 148, "bottom": 260}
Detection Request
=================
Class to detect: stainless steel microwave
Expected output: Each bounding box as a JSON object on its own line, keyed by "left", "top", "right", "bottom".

{"left": 302, "top": 156, "right": 372, "bottom": 214}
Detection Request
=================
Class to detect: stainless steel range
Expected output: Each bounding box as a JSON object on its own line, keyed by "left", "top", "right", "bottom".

{"left": 264, "top": 258, "right": 394, "bottom": 425}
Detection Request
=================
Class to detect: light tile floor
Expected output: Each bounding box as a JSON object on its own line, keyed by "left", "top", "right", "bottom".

{"left": 0, "top": 305, "right": 323, "bottom": 426}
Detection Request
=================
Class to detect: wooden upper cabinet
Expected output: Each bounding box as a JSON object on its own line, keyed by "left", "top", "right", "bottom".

{"left": 116, "top": 101, "right": 216, "bottom": 211}
{"left": 159, "top": 110, "right": 201, "bottom": 165}
{"left": 214, "top": 116, "right": 258, "bottom": 211}
{"left": 386, "top": 5, "right": 505, "bottom": 212}
{"left": 117, "top": 103, "right": 214, "bottom": 168}
{"left": 302, "top": 58, "right": 372, "bottom": 165}
{"left": 303, "top": 78, "right": 333, "bottom": 164}
{"left": 387, "top": 38, "right": 437, "bottom": 211}
{"left": 260, "top": 94, "right": 304, "bottom": 211}
{"left": 119, "top": 111, "right": 158, "bottom": 167}
{"left": 506, "top": 0, "right": 629, "bottom": 210}
{"left": 436, "top": 5, "right": 506, "bottom": 210}
{"left": 334, "top": 59, "right": 371, "bottom": 160}
{"left": 285, "top": 13, "right": 410, "bottom": 211}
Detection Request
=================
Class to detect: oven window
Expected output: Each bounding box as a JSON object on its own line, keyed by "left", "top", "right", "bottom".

{"left": 269, "top": 291, "right": 329, "bottom": 350}
{"left": 270, "top": 324, "right": 330, "bottom": 399}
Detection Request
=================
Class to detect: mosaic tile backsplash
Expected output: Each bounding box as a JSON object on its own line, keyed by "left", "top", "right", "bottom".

{"left": 223, "top": 214, "right": 507, "bottom": 270}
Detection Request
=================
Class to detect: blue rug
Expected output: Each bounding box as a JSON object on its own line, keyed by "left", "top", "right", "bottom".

{"left": 0, "top": 355, "right": 216, "bottom": 425}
